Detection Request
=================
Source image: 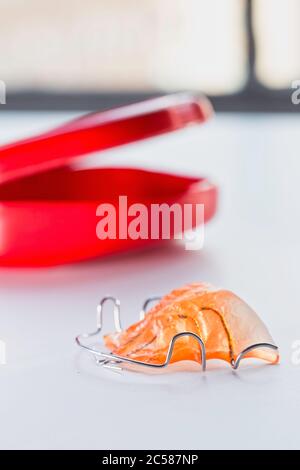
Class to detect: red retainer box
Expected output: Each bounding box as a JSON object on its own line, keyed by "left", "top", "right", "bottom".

{"left": 0, "top": 93, "right": 217, "bottom": 266}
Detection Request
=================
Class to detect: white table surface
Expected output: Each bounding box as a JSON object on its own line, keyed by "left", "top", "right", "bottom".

{"left": 0, "top": 111, "right": 299, "bottom": 450}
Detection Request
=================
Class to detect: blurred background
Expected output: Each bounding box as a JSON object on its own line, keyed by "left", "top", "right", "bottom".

{"left": 0, "top": 0, "right": 299, "bottom": 111}
{"left": 1, "top": 0, "right": 300, "bottom": 451}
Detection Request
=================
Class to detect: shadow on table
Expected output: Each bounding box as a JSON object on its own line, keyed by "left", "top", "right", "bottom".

{"left": 0, "top": 240, "right": 222, "bottom": 291}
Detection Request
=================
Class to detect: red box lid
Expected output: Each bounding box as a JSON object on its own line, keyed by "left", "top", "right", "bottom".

{"left": 0, "top": 93, "right": 213, "bottom": 185}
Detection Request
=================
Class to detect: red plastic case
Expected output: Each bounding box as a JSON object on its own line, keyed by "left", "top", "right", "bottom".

{"left": 0, "top": 93, "right": 217, "bottom": 266}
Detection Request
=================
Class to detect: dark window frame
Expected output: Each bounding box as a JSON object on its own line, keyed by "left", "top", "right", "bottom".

{"left": 1, "top": 0, "right": 298, "bottom": 112}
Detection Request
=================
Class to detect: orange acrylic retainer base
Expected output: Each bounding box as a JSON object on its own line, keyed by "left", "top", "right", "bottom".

{"left": 76, "top": 283, "right": 279, "bottom": 373}
{"left": 0, "top": 93, "right": 217, "bottom": 267}
{"left": 104, "top": 283, "right": 279, "bottom": 369}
